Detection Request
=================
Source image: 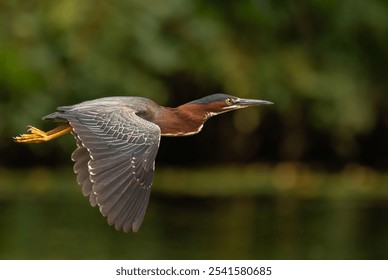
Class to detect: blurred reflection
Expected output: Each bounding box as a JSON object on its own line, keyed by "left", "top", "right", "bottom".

{"left": 0, "top": 167, "right": 387, "bottom": 259}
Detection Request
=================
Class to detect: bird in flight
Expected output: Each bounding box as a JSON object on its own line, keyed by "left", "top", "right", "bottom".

{"left": 14, "top": 94, "right": 272, "bottom": 233}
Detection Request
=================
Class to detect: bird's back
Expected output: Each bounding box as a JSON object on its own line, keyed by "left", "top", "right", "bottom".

{"left": 43, "top": 96, "right": 159, "bottom": 122}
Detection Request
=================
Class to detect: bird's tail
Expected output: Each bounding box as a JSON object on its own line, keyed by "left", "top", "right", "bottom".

{"left": 43, "top": 105, "right": 75, "bottom": 122}
{"left": 42, "top": 110, "right": 70, "bottom": 122}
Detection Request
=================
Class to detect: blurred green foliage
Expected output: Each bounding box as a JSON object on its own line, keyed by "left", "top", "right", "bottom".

{"left": 1, "top": 0, "right": 388, "bottom": 168}
{"left": 2, "top": 2, "right": 387, "bottom": 259}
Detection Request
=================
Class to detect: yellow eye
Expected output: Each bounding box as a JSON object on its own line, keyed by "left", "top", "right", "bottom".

{"left": 225, "top": 98, "right": 234, "bottom": 105}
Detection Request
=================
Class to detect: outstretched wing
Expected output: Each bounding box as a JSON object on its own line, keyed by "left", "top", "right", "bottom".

{"left": 67, "top": 106, "right": 161, "bottom": 233}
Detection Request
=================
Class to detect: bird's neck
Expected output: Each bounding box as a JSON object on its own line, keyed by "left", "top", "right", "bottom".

{"left": 155, "top": 104, "right": 211, "bottom": 136}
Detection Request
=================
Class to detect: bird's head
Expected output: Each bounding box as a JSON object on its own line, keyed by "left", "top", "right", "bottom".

{"left": 188, "top": 93, "right": 273, "bottom": 119}
{"left": 158, "top": 93, "right": 273, "bottom": 136}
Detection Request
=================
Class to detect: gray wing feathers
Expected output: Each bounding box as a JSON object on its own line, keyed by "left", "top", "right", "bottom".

{"left": 66, "top": 106, "right": 160, "bottom": 233}
{"left": 71, "top": 134, "right": 97, "bottom": 206}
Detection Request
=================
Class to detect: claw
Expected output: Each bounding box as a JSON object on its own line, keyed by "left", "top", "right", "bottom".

{"left": 14, "top": 126, "right": 47, "bottom": 143}
{"left": 14, "top": 124, "right": 72, "bottom": 143}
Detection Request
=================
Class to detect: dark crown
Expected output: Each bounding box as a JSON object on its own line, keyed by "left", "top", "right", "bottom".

{"left": 188, "top": 93, "right": 237, "bottom": 105}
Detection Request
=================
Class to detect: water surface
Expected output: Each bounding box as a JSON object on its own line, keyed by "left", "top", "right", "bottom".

{"left": 0, "top": 167, "right": 387, "bottom": 259}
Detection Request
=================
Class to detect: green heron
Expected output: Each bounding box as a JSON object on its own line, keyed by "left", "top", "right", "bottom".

{"left": 14, "top": 94, "right": 272, "bottom": 233}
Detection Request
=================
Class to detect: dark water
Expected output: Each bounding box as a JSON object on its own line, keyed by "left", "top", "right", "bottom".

{"left": 0, "top": 192, "right": 387, "bottom": 259}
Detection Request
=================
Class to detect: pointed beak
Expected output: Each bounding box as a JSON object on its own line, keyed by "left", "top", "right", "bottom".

{"left": 220, "top": 97, "right": 273, "bottom": 113}
{"left": 236, "top": 98, "right": 273, "bottom": 107}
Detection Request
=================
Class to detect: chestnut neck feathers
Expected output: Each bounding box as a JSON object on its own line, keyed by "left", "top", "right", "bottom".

{"left": 154, "top": 103, "right": 224, "bottom": 136}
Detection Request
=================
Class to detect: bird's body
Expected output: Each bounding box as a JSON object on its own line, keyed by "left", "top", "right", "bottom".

{"left": 14, "top": 94, "right": 272, "bottom": 232}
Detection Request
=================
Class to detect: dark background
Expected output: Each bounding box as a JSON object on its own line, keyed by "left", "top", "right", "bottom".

{"left": 1, "top": 0, "right": 387, "bottom": 169}
{"left": 0, "top": 0, "right": 387, "bottom": 259}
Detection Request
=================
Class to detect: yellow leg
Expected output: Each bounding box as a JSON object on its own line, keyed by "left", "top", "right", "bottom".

{"left": 14, "top": 124, "right": 72, "bottom": 143}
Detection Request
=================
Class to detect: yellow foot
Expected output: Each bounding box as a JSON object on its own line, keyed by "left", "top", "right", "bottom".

{"left": 14, "top": 124, "right": 72, "bottom": 143}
